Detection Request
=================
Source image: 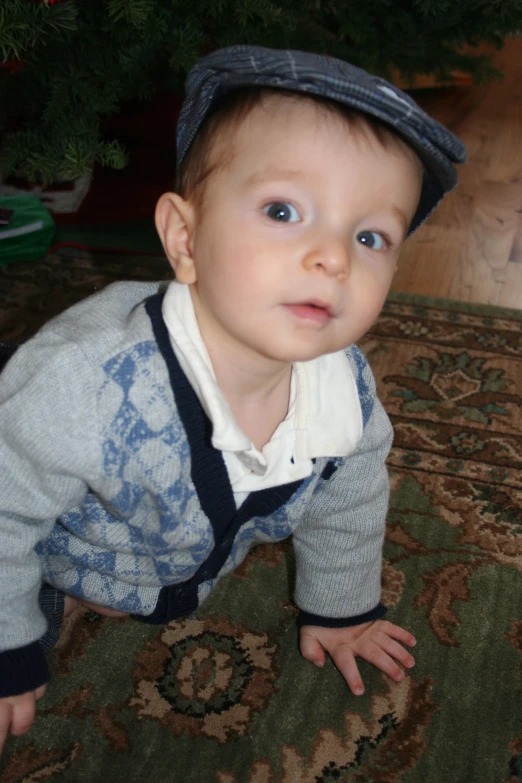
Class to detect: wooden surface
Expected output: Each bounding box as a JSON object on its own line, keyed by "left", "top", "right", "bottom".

{"left": 392, "top": 36, "right": 522, "bottom": 308}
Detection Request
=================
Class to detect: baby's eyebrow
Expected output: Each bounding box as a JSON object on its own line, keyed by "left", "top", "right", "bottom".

{"left": 245, "top": 168, "right": 306, "bottom": 186}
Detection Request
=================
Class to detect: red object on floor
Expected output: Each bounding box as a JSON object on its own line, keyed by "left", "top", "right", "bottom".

{"left": 54, "top": 90, "right": 182, "bottom": 226}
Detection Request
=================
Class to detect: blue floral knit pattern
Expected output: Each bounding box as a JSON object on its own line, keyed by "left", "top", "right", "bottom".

{"left": 39, "top": 341, "right": 215, "bottom": 613}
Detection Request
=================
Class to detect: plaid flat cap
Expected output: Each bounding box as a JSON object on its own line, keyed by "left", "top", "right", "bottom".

{"left": 177, "top": 45, "right": 467, "bottom": 234}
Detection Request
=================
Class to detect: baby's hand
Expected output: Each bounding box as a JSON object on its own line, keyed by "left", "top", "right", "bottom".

{"left": 299, "top": 620, "right": 416, "bottom": 696}
{"left": 0, "top": 686, "right": 46, "bottom": 758}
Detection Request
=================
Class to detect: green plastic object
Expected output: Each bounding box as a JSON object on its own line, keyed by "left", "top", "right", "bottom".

{"left": 0, "top": 195, "right": 55, "bottom": 266}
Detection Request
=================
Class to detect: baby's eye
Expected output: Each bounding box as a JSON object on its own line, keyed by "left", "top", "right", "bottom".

{"left": 264, "top": 202, "right": 300, "bottom": 223}
{"left": 357, "top": 230, "right": 387, "bottom": 251}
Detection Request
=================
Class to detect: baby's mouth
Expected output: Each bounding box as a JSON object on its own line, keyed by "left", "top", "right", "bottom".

{"left": 285, "top": 300, "right": 333, "bottom": 323}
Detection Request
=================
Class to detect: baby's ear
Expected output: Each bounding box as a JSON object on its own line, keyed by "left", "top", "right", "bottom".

{"left": 155, "top": 193, "right": 197, "bottom": 284}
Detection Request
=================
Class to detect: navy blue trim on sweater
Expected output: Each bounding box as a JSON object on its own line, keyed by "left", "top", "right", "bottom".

{"left": 297, "top": 602, "right": 387, "bottom": 628}
{"left": 146, "top": 293, "right": 236, "bottom": 533}
{"left": 0, "top": 641, "right": 49, "bottom": 698}
{"left": 143, "top": 293, "right": 305, "bottom": 623}
{"left": 320, "top": 460, "right": 338, "bottom": 481}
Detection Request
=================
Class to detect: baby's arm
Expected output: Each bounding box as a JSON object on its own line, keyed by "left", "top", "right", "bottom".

{"left": 293, "top": 391, "right": 394, "bottom": 630}
{"left": 300, "top": 620, "right": 416, "bottom": 695}
{"left": 0, "top": 337, "right": 96, "bottom": 704}
{"left": 0, "top": 687, "right": 46, "bottom": 759}
{"left": 292, "top": 350, "right": 413, "bottom": 691}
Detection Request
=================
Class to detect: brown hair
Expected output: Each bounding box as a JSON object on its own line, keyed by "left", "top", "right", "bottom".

{"left": 175, "top": 86, "right": 423, "bottom": 207}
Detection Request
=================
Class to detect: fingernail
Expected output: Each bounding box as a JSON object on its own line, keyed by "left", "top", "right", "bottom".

{"left": 313, "top": 660, "right": 324, "bottom": 668}
{"left": 354, "top": 686, "right": 364, "bottom": 696}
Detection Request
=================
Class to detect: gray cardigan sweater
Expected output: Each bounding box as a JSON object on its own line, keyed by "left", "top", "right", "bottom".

{"left": 0, "top": 282, "right": 392, "bottom": 697}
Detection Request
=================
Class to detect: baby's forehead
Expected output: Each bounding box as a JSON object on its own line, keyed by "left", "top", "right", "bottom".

{"left": 212, "top": 88, "right": 372, "bottom": 131}
{"left": 208, "top": 90, "right": 421, "bottom": 169}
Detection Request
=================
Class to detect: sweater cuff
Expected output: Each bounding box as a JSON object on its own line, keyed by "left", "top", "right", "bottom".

{"left": 297, "top": 602, "right": 387, "bottom": 628}
{"left": 0, "top": 641, "right": 50, "bottom": 697}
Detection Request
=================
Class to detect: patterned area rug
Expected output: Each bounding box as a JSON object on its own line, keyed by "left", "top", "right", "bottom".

{"left": 0, "top": 248, "right": 521, "bottom": 783}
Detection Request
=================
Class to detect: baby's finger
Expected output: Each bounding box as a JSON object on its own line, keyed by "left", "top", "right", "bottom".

{"left": 376, "top": 635, "right": 415, "bottom": 671}
{"left": 299, "top": 629, "right": 326, "bottom": 668}
{"left": 377, "top": 621, "right": 416, "bottom": 648}
{"left": 358, "top": 640, "right": 407, "bottom": 683}
{"left": 329, "top": 646, "right": 365, "bottom": 696}
{"left": 10, "top": 697, "right": 36, "bottom": 737}
{"left": 0, "top": 705, "right": 11, "bottom": 758}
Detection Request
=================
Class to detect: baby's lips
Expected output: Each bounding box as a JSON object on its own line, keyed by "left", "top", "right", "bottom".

{"left": 285, "top": 302, "right": 332, "bottom": 323}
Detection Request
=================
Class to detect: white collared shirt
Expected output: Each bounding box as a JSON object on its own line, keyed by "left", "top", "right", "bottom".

{"left": 162, "top": 281, "right": 363, "bottom": 506}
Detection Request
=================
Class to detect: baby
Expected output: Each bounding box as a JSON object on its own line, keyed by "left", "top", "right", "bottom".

{"left": 0, "top": 45, "right": 466, "bottom": 755}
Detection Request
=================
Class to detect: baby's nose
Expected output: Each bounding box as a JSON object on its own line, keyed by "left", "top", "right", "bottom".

{"left": 302, "top": 235, "right": 349, "bottom": 280}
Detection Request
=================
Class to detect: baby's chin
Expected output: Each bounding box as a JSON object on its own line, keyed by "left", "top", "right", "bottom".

{"left": 263, "top": 346, "right": 346, "bottom": 365}
{"left": 242, "top": 328, "right": 352, "bottom": 365}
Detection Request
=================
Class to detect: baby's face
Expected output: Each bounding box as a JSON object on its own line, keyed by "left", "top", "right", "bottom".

{"left": 186, "top": 96, "right": 422, "bottom": 369}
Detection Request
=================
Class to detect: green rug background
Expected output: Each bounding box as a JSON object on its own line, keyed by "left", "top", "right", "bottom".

{"left": 0, "top": 248, "right": 521, "bottom": 782}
